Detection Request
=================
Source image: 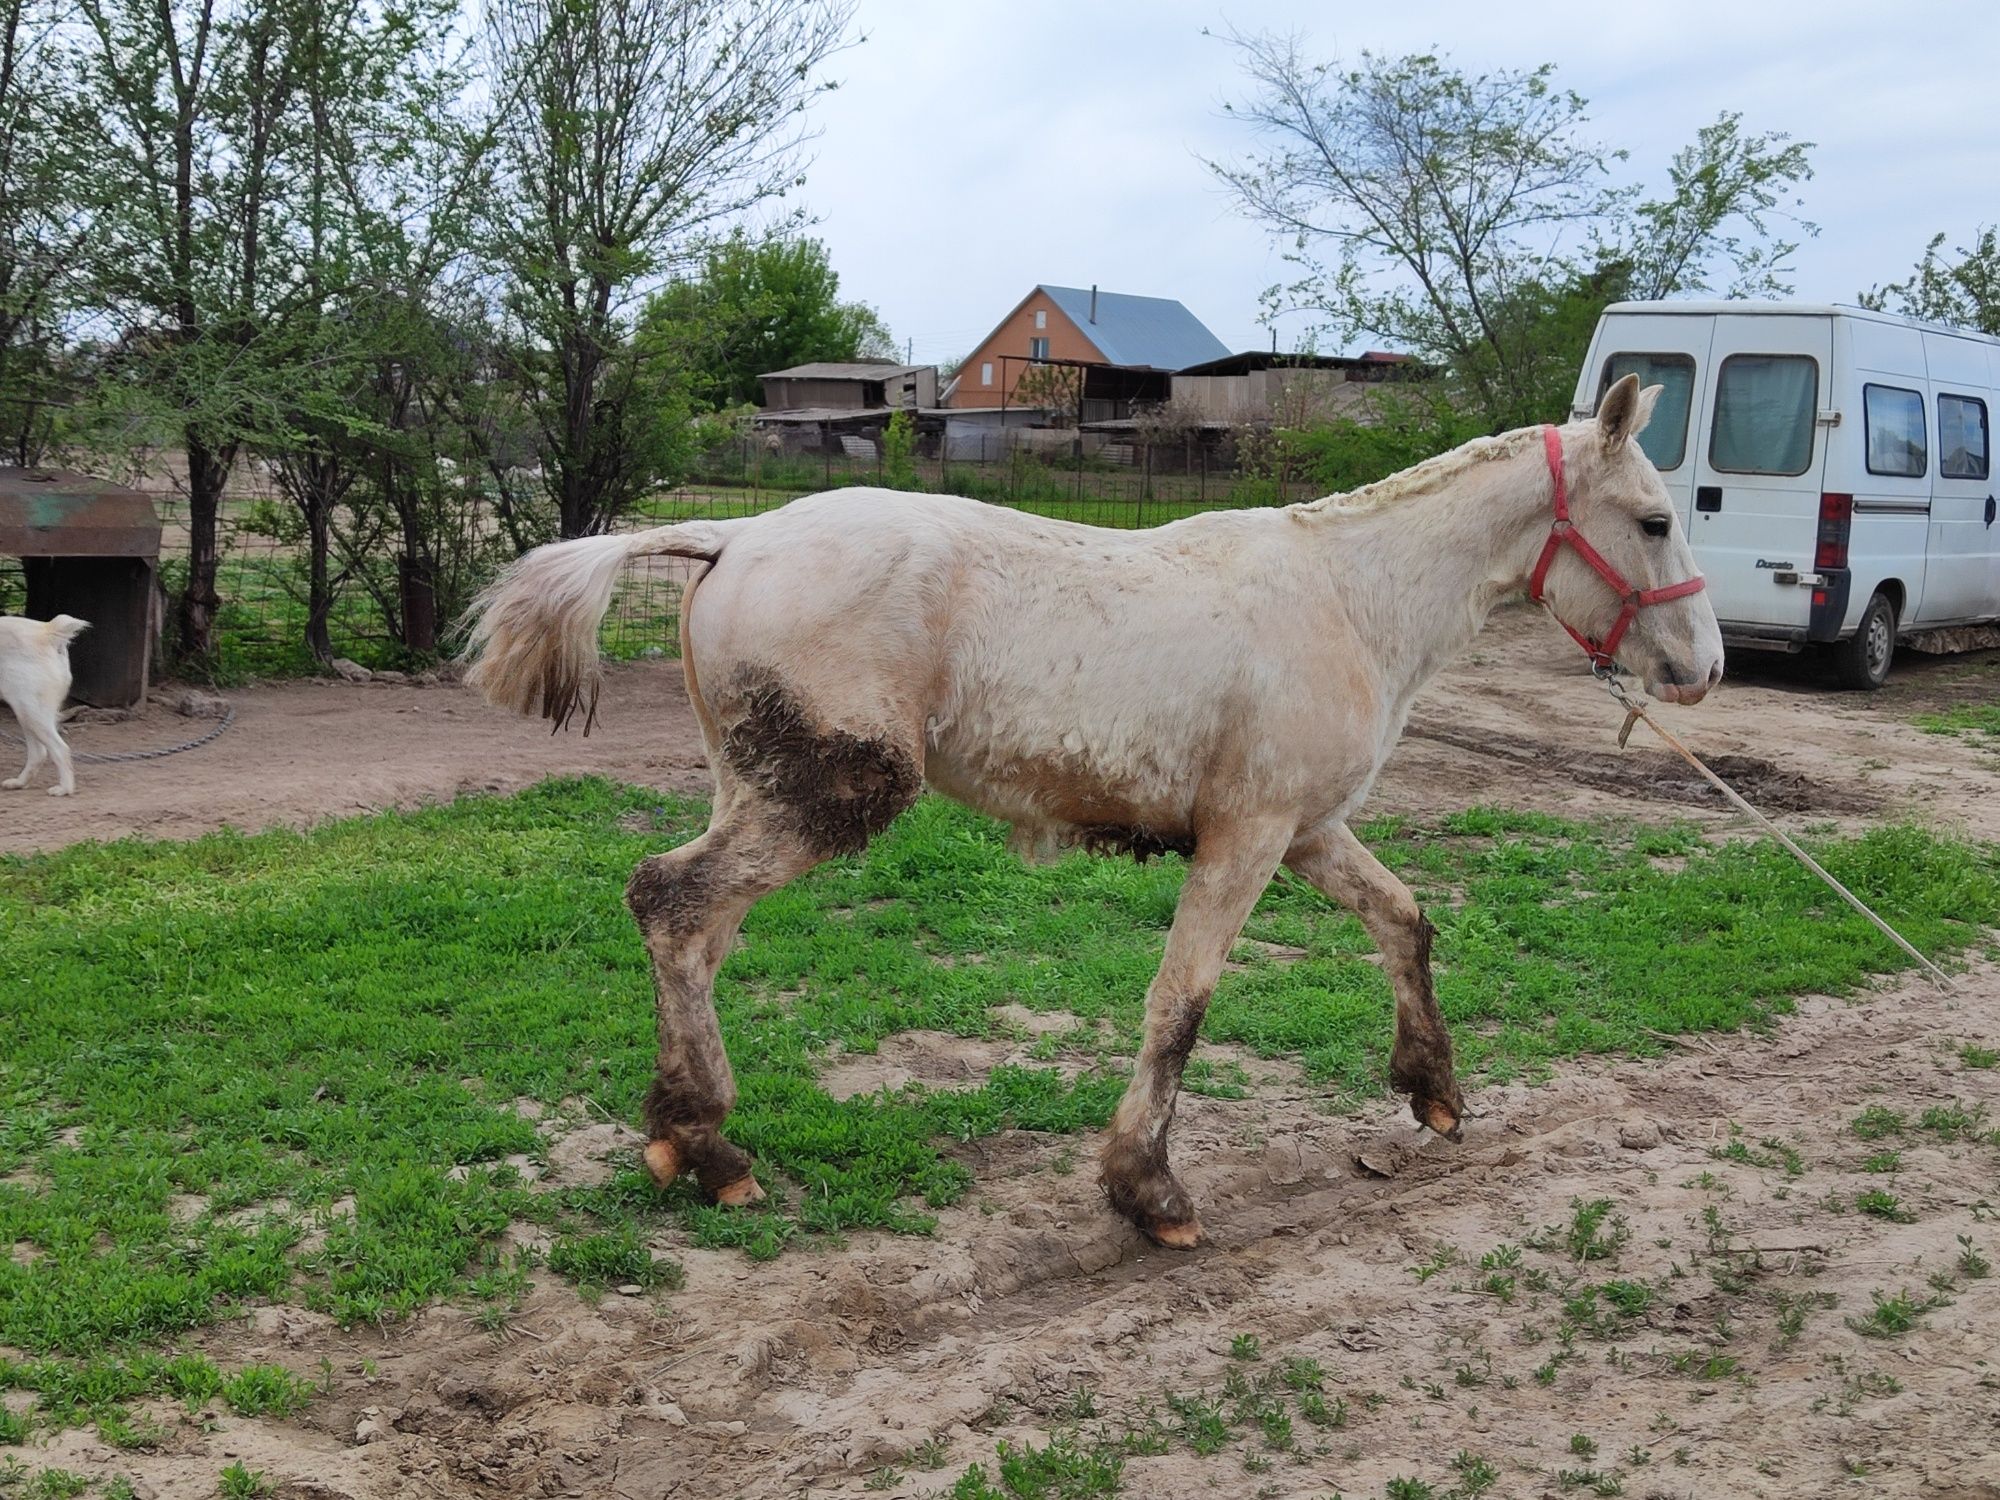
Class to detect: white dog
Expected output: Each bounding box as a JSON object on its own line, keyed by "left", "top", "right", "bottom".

{"left": 0, "top": 614, "right": 89, "bottom": 796}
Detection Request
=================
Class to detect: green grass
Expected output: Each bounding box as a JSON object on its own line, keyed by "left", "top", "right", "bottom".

{"left": 1913, "top": 704, "right": 2000, "bottom": 741}
{"left": 2, "top": 781, "right": 1995, "bottom": 1398}
{"left": 946, "top": 1433, "right": 1123, "bottom": 1498}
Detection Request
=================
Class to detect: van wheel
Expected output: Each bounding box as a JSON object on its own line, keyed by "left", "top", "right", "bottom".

{"left": 1831, "top": 591, "right": 1896, "bottom": 690}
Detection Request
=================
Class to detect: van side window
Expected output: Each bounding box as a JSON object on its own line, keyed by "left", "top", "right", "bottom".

{"left": 1710, "top": 355, "right": 1817, "bottom": 476}
{"left": 1863, "top": 385, "right": 1927, "bottom": 477}
{"left": 1601, "top": 353, "right": 1694, "bottom": 469}
{"left": 1938, "top": 394, "right": 1990, "bottom": 481}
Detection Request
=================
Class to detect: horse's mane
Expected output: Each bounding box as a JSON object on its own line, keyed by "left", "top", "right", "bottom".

{"left": 1289, "top": 425, "right": 1543, "bottom": 519}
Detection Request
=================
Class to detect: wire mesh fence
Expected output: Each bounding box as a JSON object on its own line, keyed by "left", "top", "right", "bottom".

{"left": 9, "top": 448, "right": 1272, "bottom": 680}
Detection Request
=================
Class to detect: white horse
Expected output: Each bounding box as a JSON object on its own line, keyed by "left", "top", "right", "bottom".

{"left": 465, "top": 375, "right": 1722, "bottom": 1247}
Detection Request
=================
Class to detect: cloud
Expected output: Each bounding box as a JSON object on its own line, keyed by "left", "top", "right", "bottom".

{"left": 801, "top": 0, "right": 2000, "bottom": 364}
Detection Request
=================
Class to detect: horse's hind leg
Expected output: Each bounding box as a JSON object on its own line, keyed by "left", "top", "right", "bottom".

{"left": 1100, "top": 816, "right": 1292, "bottom": 1248}
{"left": 626, "top": 673, "right": 924, "bottom": 1203}
{"left": 1286, "top": 822, "right": 1464, "bottom": 1139}
{"left": 625, "top": 802, "right": 820, "bottom": 1203}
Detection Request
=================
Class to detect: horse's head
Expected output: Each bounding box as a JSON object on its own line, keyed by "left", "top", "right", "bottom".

{"left": 1537, "top": 374, "right": 1725, "bottom": 704}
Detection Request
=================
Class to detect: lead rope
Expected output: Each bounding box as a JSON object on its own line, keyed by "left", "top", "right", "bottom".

{"left": 1596, "top": 668, "right": 1952, "bottom": 990}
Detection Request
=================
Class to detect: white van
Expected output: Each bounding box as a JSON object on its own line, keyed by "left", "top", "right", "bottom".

{"left": 1572, "top": 301, "right": 2000, "bottom": 687}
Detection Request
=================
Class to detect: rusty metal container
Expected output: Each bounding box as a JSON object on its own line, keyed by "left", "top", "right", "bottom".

{"left": 0, "top": 468, "right": 163, "bottom": 708}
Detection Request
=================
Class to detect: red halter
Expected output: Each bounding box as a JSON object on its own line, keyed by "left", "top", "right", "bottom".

{"left": 1527, "top": 425, "right": 1706, "bottom": 669}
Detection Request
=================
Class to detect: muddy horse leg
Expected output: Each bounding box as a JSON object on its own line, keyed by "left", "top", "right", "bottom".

{"left": 623, "top": 804, "right": 820, "bottom": 1203}
{"left": 1286, "top": 822, "right": 1464, "bottom": 1139}
{"left": 626, "top": 670, "right": 924, "bottom": 1202}
{"left": 1100, "top": 818, "right": 1292, "bottom": 1248}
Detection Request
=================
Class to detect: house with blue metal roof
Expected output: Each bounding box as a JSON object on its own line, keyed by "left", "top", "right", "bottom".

{"left": 944, "top": 284, "right": 1230, "bottom": 409}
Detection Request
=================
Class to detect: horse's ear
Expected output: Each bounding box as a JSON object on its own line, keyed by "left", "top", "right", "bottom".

{"left": 1633, "top": 383, "right": 1663, "bottom": 434}
{"left": 1596, "top": 372, "right": 1644, "bottom": 450}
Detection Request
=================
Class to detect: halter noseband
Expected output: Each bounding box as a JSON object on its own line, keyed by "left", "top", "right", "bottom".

{"left": 1527, "top": 425, "right": 1706, "bottom": 669}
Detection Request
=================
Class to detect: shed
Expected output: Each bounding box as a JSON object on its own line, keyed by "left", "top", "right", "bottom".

{"left": 759, "top": 362, "right": 938, "bottom": 412}
{"left": 0, "top": 468, "right": 163, "bottom": 707}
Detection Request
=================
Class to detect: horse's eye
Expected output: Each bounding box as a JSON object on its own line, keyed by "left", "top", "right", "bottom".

{"left": 1641, "top": 516, "right": 1671, "bottom": 538}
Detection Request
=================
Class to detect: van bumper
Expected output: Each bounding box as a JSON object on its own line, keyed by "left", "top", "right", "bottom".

{"left": 1720, "top": 623, "right": 1810, "bottom": 654}
{"left": 1723, "top": 572, "right": 1851, "bottom": 651}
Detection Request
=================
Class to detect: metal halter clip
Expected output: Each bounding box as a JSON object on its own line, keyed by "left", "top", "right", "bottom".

{"left": 1593, "top": 666, "right": 1646, "bottom": 748}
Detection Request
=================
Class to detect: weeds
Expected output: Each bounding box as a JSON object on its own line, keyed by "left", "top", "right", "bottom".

{"left": 1958, "top": 1235, "right": 1992, "bottom": 1280}
{"left": 1918, "top": 1101, "right": 1989, "bottom": 1140}
{"left": 1846, "top": 1289, "right": 1933, "bottom": 1339}
{"left": 1850, "top": 1106, "right": 1904, "bottom": 1141}
{"left": 1855, "top": 1189, "right": 1916, "bottom": 1223}
{"left": 1533, "top": 1199, "right": 1630, "bottom": 1263}
{"left": 220, "top": 1365, "right": 311, "bottom": 1419}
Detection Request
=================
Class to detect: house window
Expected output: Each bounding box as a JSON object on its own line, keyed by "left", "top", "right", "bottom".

{"left": 1709, "top": 354, "right": 1817, "bottom": 476}
{"left": 1939, "top": 393, "right": 1989, "bottom": 480}
{"left": 1029, "top": 337, "right": 1050, "bottom": 360}
{"left": 1035, "top": 309, "right": 1047, "bottom": 330}
{"left": 1600, "top": 352, "right": 1695, "bottom": 470}
{"left": 981, "top": 362, "right": 993, "bottom": 386}
{"left": 1863, "top": 384, "right": 1926, "bottom": 477}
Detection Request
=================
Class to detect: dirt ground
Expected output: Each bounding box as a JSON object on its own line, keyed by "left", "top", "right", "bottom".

{"left": 7, "top": 606, "right": 2000, "bottom": 1498}
{"left": 6, "top": 603, "right": 2000, "bottom": 855}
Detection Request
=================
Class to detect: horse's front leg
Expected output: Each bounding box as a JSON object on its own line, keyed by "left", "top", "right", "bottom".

{"left": 1286, "top": 822, "right": 1464, "bottom": 1139}
{"left": 1100, "top": 817, "right": 1293, "bottom": 1248}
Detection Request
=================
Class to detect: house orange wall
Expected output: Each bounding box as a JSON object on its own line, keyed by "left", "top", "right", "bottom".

{"left": 948, "top": 289, "right": 1106, "bottom": 408}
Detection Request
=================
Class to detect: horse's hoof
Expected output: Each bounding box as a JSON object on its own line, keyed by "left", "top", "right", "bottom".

{"left": 714, "top": 1174, "right": 765, "bottom": 1208}
{"left": 1422, "top": 1100, "right": 1464, "bottom": 1142}
{"left": 642, "top": 1138, "right": 682, "bottom": 1188}
{"left": 1144, "top": 1217, "right": 1203, "bottom": 1250}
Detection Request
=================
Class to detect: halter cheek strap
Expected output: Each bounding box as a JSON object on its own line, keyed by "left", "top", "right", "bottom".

{"left": 1527, "top": 425, "right": 1706, "bottom": 669}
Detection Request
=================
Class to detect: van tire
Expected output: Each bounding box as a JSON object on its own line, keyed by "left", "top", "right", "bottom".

{"left": 1831, "top": 591, "right": 1896, "bottom": 690}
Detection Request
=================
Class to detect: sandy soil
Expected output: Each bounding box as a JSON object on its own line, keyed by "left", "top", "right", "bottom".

{"left": 7, "top": 606, "right": 2000, "bottom": 1499}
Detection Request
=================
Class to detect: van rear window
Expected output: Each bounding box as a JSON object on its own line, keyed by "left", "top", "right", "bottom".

{"left": 1939, "top": 393, "right": 1990, "bottom": 480}
{"left": 1600, "top": 353, "right": 1694, "bottom": 470}
{"left": 1710, "top": 355, "right": 1817, "bottom": 476}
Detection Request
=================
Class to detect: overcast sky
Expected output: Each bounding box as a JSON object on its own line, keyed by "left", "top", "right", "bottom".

{"left": 789, "top": 0, "right": 1999, "bottom": 366}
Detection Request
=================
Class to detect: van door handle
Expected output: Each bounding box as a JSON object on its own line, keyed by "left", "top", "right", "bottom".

{"left": 1695, "top": 486, "right": 1722, "bottom": 513}
{"left": 1986, "top": 495, "right": 1995, "bottom": 528}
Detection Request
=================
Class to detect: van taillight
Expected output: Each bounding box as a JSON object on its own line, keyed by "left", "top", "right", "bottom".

{"left": 1816, "top": 492, "right": 1853, "bottom": 571}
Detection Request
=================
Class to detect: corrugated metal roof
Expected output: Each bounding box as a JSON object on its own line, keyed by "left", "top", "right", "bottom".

{"left": 1040, "top": 286, "right": 1230, "bottom": 369}
{"left": 760, "top": 362, "right": 929, "bottom": 380}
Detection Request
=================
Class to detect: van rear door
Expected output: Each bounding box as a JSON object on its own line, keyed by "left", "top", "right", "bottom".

{"left": 1687, "top": 314, "right": 1833, "bottom": 633}
{"left": 1579, "top": 314, "right": 1712, "bottom": 524}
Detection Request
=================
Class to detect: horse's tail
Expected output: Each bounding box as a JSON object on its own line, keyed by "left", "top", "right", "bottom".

{"left": 461, "top": 521, "right": 733, "bottom": 732}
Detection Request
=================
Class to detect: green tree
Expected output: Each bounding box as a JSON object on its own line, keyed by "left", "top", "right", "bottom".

{"left": 76, "top": 0, "right": 311, "bottom": 662}
{"left": 259, "top": 0, "right": 491, "bottom": 663}
{"left": 482, "top": 0, "right": 855, "bottom": 538}
{"left": 1209, "top": 32, "right": 1814, "bottom": 430}
{"left": 1861, "top": 228, "right": 2000, "bottom": 334}
{"left": 646, "top": 233, "right": 893, "bottom": 408}
{"left": 0, "top": 0, "right": 96, "bottom": 465}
